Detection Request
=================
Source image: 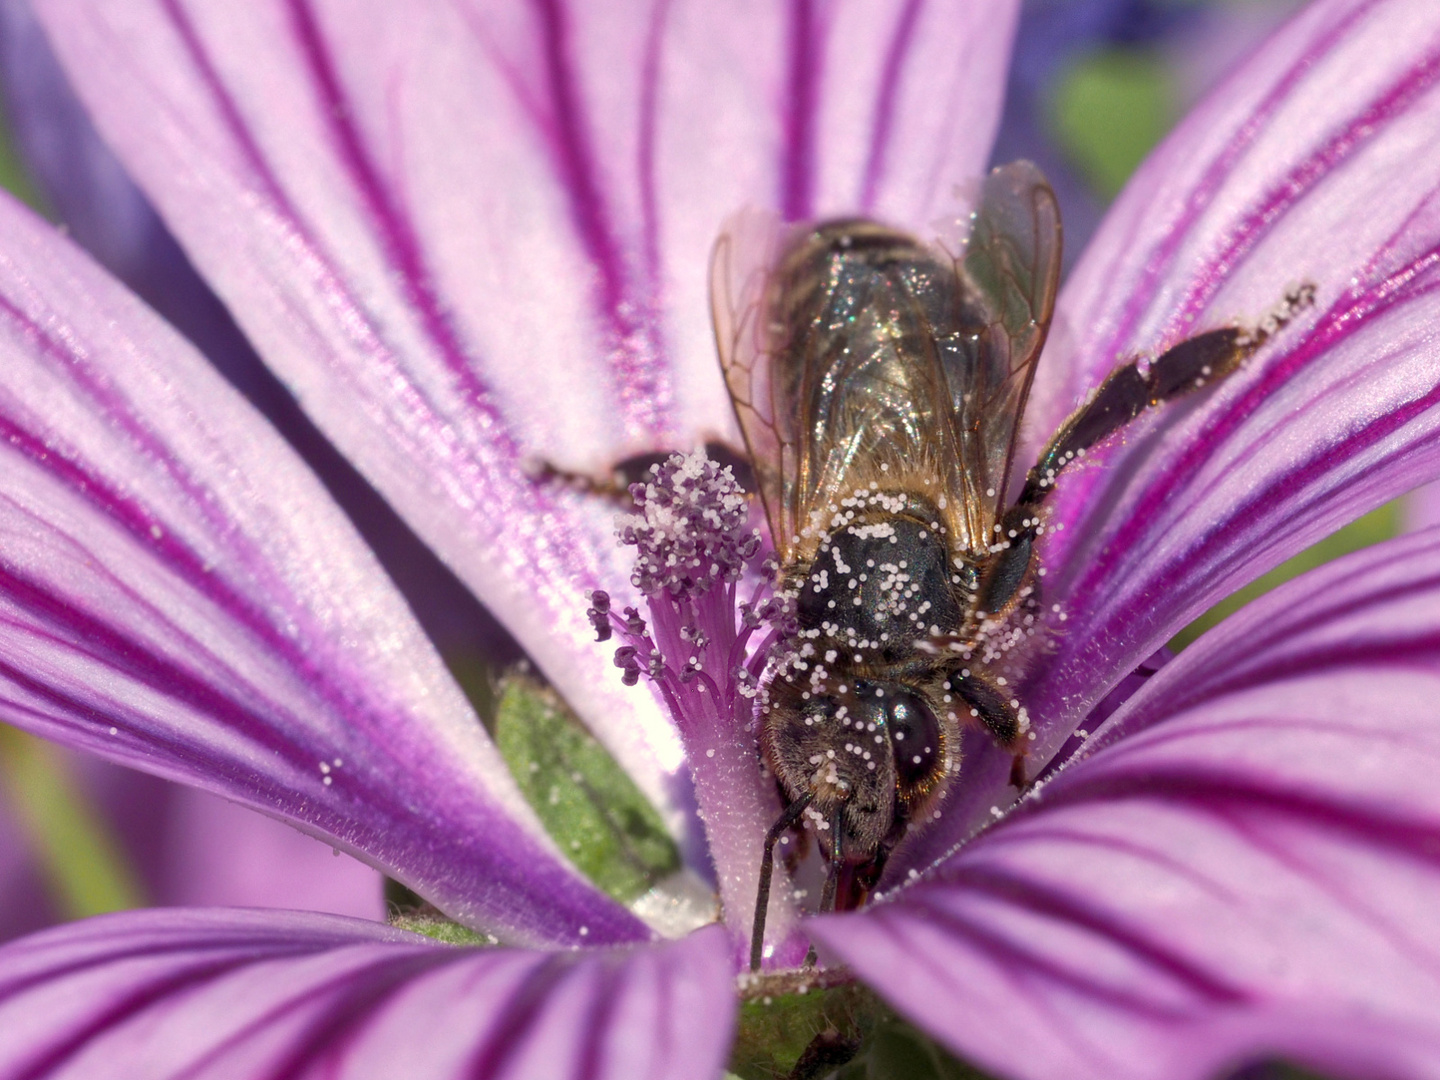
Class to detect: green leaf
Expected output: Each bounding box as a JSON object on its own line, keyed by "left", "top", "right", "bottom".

{"left": 729, "top": 981, "right": 880, "bottom": 1080}
{"left": 0, "top": 724, "right": 145, "bottom": 918}
{"left": 0, "top": 95, "right": 47, "bottom": 214}
{"left": 389, "top": 912, "right": 499, "bottom": 947}
{"left": 729, "top": 979, "right": 1005, "bottom": 1080}
{"left": 832, "top": 1019, "right": 1000, "bottom": 1080}
{"left": 494, "top": 671, "right": 680, "bottom": 904}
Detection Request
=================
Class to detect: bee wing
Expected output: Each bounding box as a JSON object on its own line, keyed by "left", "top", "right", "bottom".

{"left": 788, "top": 272, "right": 972, "bottom": 548}
{"left": 714, "top": 215, "right": 981, "bottom": 557}
{"left": 711, "top": 210, "right": 798, "bottom": 557}
{"left": 945, "top": 161, "right": 1062, "bottom": 537}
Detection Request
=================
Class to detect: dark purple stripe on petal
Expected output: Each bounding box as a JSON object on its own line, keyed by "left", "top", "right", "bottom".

{"left": 933, "top": 866, "right": 1245, "bottom": 1004}
{"left": 526, "top": 0, "right": 673, "bottom": 435}
{"left": 284, "top": 0, "right": 515, "bottom": 421}
{"left": 460, "top": 0, "right": 674, "bottom": 438}
{"left": 1167, "top": 36, "right": 1440, "bottom": 340}
{"left": 465, "top": 957, "right": 589, "bottom": 1077}
{"left": 858, "top": 0, "right": 924, "bottom": 211}
{"left": 1096, "top": 0, "right": 1382, "bottom": 362}
{"left": 1036, "top": 766, "right": 1440, "bottom": 881}
{"left": 636, "top": 0, "right": 673, "bottom": 285}
{"left": 781, "top": 0, "right": 824, "bottom": 221}
{"left": 159, "top": 0, "right": 519, "bottom": 450}
{"left": 0, "top": 911, "right": 737, "bottom": 1080}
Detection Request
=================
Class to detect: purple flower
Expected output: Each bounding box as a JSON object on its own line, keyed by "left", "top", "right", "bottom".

{"left": 0, "top": 0, "right": 1438, "bottom": 1077}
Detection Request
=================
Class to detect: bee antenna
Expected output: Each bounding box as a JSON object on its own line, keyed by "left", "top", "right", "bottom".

{"left": 751, "top": 791, "right": 814, "bottom": 973}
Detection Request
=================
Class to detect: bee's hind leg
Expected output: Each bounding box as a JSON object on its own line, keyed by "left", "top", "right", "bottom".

{"left": 978, "top": 285, "right": 1315, "bottom": 618}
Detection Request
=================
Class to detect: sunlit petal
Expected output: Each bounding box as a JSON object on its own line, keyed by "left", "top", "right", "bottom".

{"left": 1031, "top": 0, "right": 1440, "bottom": 766}
{"left": 0, "top": 187, "right": 642, "bottom": 945}
{"left": 816, "top": 528, "right": 1440, "bottom": 1080}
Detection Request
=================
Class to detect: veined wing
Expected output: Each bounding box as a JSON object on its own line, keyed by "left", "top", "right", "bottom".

{"left": 758, "top": 220, "right": 974, "bottom": 555}
{"left": 943, "top": 161, "right": 1062, "bottom": 542}
{"left": 711, "top": 210, "right": 797, "bottom": 555}
{"left": 710, "top": 161, "right": 1060, "bottom": 563}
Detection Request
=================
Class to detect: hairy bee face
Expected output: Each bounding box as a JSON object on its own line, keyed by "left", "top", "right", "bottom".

{"left": 764, "top": 673, "right": 948, "bottom": 861}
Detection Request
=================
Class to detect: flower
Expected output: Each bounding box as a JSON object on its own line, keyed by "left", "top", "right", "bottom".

{"left": 0, "top": 1, "right": 1437, "bottom": 1079}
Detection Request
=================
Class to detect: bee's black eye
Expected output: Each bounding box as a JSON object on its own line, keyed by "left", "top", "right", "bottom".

{"left": 870, "top": 687, "right": 941, "bottom": 791}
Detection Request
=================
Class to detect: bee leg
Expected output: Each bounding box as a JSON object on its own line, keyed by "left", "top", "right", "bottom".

{"left": 1009, "top": 752, "right": 1029, "bottom": 790}
{"left": 528, "top": 441, "right": 754, "bottom": 506}
{"left": 953, "top": 672, "right": 1023, "bottom": 748}
{"left": 803, "top": 804, "right": 846, "bottom": 970}
{"left": 751, "top": 791, "right": 814, "bottom": 973}
{"left": 1013, "top": 285, "right": 1314, "bottom": 524}
{"left": 953, "top": 671, "right": 1032, "bottom": 788}
{"left": 1016, "top": 327, "right": 1252, "bottom": 513}
{"left": 978, "top": 306, "right": 1312, "bottom": 619}
{"left": 974, "top": 527, "right": 1034, "bottom": 619}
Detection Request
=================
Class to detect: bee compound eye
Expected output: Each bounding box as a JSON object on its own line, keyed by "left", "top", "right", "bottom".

{"left": 886, "top": 691, "right": 942, "bottom": 790}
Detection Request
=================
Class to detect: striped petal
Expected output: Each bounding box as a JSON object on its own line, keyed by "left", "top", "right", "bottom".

{"left": 0, "top": 185, "right": 642, "bottom": 946}
{"left": 0, "top": 909, "right": 734, "bottom": 1080}
{"left": 27, "top": 0, "right": 1018, "bottom": 821}
{"left": 1010, "top": 0, "right": 1440, "bottom": 767}
{"left": 814, "top": 527, "right": 1440, "bottom": 1080}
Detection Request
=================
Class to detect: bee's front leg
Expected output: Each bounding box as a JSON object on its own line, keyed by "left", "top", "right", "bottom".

{"left": 951, "top": 669, "right": 1030, "bottom": 788}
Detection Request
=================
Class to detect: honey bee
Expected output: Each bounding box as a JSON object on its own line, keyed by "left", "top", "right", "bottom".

{"left": 712, "top": 161, "right": 1313, "bottom": 971}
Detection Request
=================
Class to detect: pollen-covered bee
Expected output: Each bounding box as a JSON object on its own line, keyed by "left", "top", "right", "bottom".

{"left": 713, "top": 161, "right": 1313, "bottom": 971}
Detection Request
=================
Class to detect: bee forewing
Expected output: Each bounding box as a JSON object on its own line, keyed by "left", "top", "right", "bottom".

{"left": 946, "top": 160, "right": 1062, "bottom": 531}
{"left": 710, "top": 209, "right": 797, "bottom": 559}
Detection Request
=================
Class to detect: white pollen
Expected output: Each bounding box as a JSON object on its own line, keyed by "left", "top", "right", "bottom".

{"left": 706, "top": 748, "right": 716, "bottom": 758}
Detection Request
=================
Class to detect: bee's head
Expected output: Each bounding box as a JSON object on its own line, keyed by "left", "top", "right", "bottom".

{"left": 762, "top": 676, "right": 948, "bottom": 861}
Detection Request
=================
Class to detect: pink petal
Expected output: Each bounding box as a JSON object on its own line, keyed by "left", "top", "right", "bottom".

{"left": 28, "top": 0, "right": 1018, "bottom": 816}
{"left": 0, "top": 797, "right": 58, "bottom": 942}
{"left": 74, "top": 748, "right": 384, "bottom": 919}
{"left": 813, "top": 528, "right": 1440, "bottom": 1080}
{"left": 1013, "top": 0, "right": 1440, "bottom": 768}
{"left": 0, "top": 908, "right": 735, "bottom": 1079}
{"left": 154, "top": 785, "right": 383, "bottom": 918}
{"left": 1405, "top": 478, "right": 1440, "bottom": 531}
{"left": 0, "top": 186, "right": 640, "bottom": 945}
